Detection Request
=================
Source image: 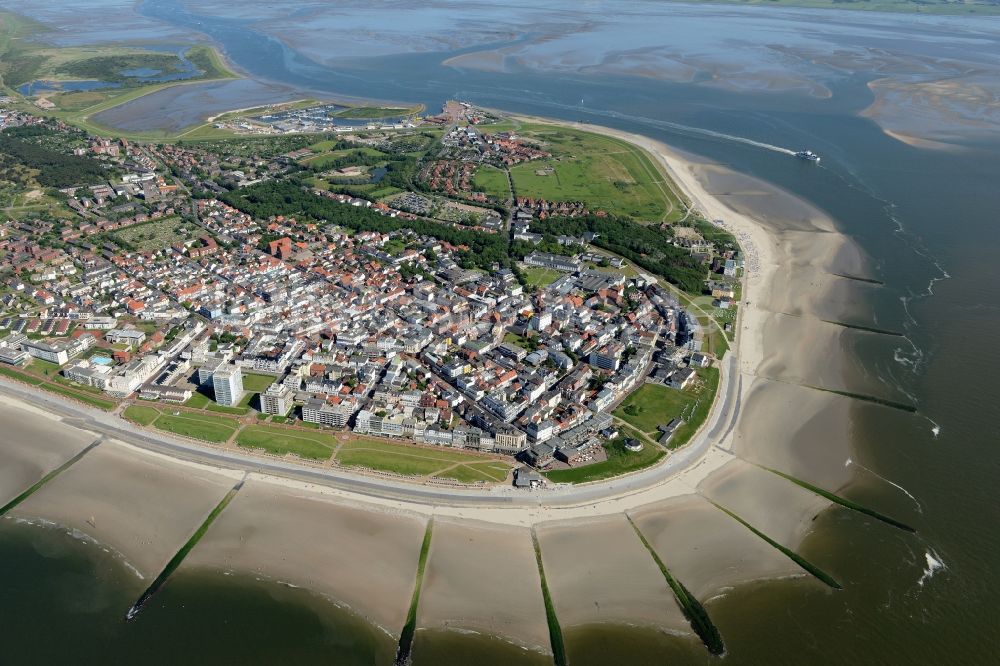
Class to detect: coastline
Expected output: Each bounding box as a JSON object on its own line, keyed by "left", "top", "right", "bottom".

{"left": 0, "top": 111, "right": 868, "bottom": 654}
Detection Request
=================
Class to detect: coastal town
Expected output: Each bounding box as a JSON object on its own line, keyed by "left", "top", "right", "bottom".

{"left": 0, "top": 99, "right": 741, "bottom": 487}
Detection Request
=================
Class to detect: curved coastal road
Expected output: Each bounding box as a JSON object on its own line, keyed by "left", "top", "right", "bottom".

{"left": 2, "top": 355, "right": 738, "bottom": 510}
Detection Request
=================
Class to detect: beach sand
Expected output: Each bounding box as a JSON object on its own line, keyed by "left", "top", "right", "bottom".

{"left": 417, "top": 518, "right": 551, "bottom": 655}
{"left": 10, "top": 438, "right": 235, "bottom": 579}
{"left": 182, "top": 476, "right": 427, "bottom": 637}
{"left": 698, "top": 458, "right": 830, "bottom": 549}
{"left": 0, "top": 402, "right": 98, "bottom": 507}
{"left": 535, "top": 514, "right": 691, "bottom": 634}
{"left": 630, "top": 495, "right": 811, "bottom": 602}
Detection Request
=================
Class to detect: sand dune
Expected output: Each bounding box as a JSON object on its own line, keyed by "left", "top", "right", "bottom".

{"left": 183, "top": 476, "right": 427, "bottom": 637}
{"left": 418, "top": 518, "right": 551, "bottom": 654}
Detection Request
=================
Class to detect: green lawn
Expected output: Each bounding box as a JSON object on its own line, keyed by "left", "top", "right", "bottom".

{"left": 241, "top": 372, "right": 276, "bottom": 392}
{"left": 40, "top": 383, "right": 117, "bottom": 410}
{"left": 614, "top": 382, "right": 697, "bottom": 437}
{"left": 435, "top": 461, "right": 512, "bottom": 484}
{"left": 123, "top": 405, "right": 160, "bottom": 426}
{"left": 614, "top": 368, "right": 719, "bottom": 449}
{"left": 152, "top": 411, "right": 239, "bottom": 443}
{"left": 335, "top": 438, "right": 500, "bottom": 478}
{"left": 236, "top": 425, "right": 336, "bottom": 460}
{"left": 472, "top": 164, "right": 510, "bottom": 200}
{"left": 0, "top": 364, "right": 45, "bottom": 385}
{"left": 27, "top": 358, "right": 62, "bottom": 377}
{"left": 207, "top": 403, "right": 249, "bottom": 416}
{"left": 507, "top": 123, "right": 685, "bottom": 221}
{"left": 522, "top": 266, "right": 562, "bottom": 288}
{"left": 333, "top": 105, "right": 421, "bottom": 119}
{"left": 668, "top": 367, "right": 719, "bottom": 450}
{"left": 184, "top": 391, "right": 210, "bottom": 408}
{"left": 544, "top": 437, "right": 665, "bottom": 484}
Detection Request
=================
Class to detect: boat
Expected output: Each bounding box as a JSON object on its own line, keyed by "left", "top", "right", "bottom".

{"left": 795, "top": 150, "right": 821, "bottom": 163}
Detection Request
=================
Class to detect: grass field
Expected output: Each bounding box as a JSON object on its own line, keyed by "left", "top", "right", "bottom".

{"left": 184, "top": 391, "right": 210, "bottom": 409}
{"left": 614, "top": 368, "right": 719, "bottom": 448}
{"left": 507, "top": 123, "right": 685, "bottom": 221}
{"left": 0, "top": 364, "right": 45, "bottom": 385}
{"left": 123, "top": 405, "right": 160, "bottom": 426}
{"left": 614, "top": 382, "right": 697, "bottom": 437}
{"left": 434, "top": 461, "right": 511, "bottom": 483}
{"left": 236, "top": 425, "right": 336, "bottom": 460}
{"left": 472, "top": 164, "right": 510, "bottom": 201}
{"left": 136, "top": 408, "right": 240, "bottom": 443}
{"left": 241, "top": 373, "right": 275, "bottom": 392}
{"left": 544, "top": 436, "right": 665, "bottom": 484}
{"left": 41, "top": 382, "right": 117, "bottom": 410}
{"left": 333, "top": 105, "right": 422, "bottom": 119}
{"left": 522, "top": 266, "right": 562, "bottom": 288}
{"left": 336, "top": 437, "right": 509, "bottom": 479}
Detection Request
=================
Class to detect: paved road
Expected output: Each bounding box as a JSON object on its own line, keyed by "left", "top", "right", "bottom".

{"left": 0, "top": 351, "right": 739, "bottom": 510}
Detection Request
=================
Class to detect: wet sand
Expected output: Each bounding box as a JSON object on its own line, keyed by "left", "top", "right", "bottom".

{"left": 10, "top": 439, "right": 235, "bottom": 579}
{"left": 698, "top": 459, "right": 830, "bottom": 549}
{"left": 182, "top": 475, "right": 427, "bottom": 637}
{"left": 535, "top": 514, "right": 691, "bottom": 634}
{"left": 418, "top": 518, "right": 551, "bottom": 655}
{"left": 0, "top": 403, "right": 98, "bottom": 507}
{"left": 630, "top": 495, "right": 810, "bottom": 602}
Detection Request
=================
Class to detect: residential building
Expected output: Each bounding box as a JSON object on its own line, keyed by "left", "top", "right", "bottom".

{"left": 212, "top": 364, "right": 244, "bottom": 407}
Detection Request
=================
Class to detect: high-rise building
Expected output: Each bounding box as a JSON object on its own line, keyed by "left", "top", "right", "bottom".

{"left": 260, "top": 382, "right": 292, "bottom": 415}
{"left": 212, "top": 364, "right": 244, "bottom": 407}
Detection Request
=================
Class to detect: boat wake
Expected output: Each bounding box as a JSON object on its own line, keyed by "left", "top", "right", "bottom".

{"left": 476, "top": 93, "right": 800, "bottom": 157}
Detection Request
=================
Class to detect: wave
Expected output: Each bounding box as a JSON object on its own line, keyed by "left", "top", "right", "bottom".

{"left": 917, "top": 549, "right": 946, "bottom": 587}
{"left": 846, "top": 458, "right": 922, "bottom": 513}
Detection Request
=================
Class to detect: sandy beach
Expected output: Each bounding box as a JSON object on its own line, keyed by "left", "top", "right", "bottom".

{"left": 182, "top": 477, "right": 427, "bottom": 637}
{"left": 417, "top": 518, "right": 551, "bottom": 654}
{"left": 0, "top": 402, "right": 98, "bottom": 507}
{"left": 629, "top": 495, "right": 812, "bottom": 602}
{"left": 10, "top": 438, "right": 235, "bottom": 580}
{"left": 535, "top": 514, "right": 691, "bottom": 634}
{"left": 0, "top": 111, "right": 877, "bottom": 654}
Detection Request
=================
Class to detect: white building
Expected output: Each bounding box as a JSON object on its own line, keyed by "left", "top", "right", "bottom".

{"left": 260, "top": 382, "right": 292, "bottom": 415}
{"left": 212, "top": 364, "right": 244, "bottom": 407}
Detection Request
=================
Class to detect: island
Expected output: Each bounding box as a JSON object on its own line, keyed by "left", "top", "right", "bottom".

{"left": 0, "top": 11, "right": 917, "bottom": 664}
